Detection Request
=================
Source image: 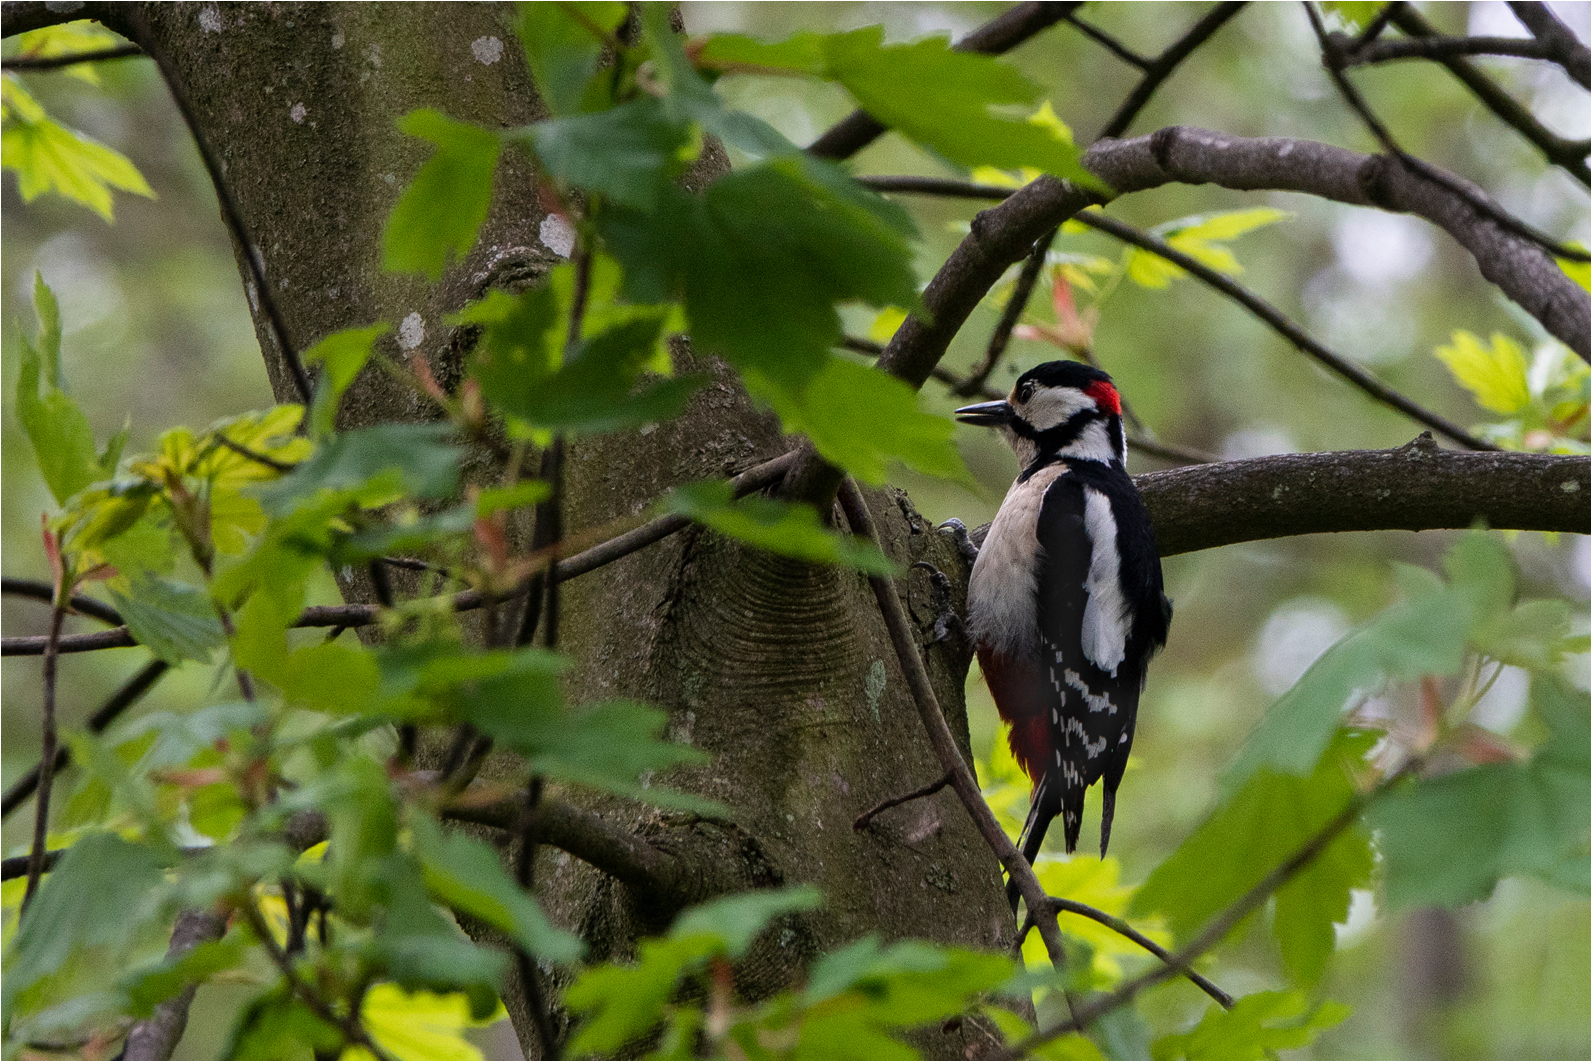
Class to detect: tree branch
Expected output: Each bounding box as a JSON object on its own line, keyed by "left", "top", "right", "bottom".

{"left": 1507, "top": 1, "right": 1591, "bottom": 89}
{"left": 1305, "top": 3, "right": 1588, "bottom": 266}
{"left": 837, "top": 479, "right": 1072, "bottom": 972}
{"left": 853, "top": 772, "right": 953, "bottom": 831}
{"left": 958, "top": 227, "right": 1057, "bottom": 396}
{"left": 1340, "top": 33, "right": 1571, "bottom": 66}
{"left": 805, "top": 1, "right": 1079, "bottom": 160}
{"left": 22, "top": 599, "right": 65, "bottom": 911}
{"left": 1031, "top": 896, "right": 1234, "bottom": 1009}
{"left": 1385, "top": 5, "right": 1589, "bottom": 186}
{"left": 1, "top": 1, "right": 131, "bottom": 38}
{"left": 3, "top": 576, "right": 125, "bottom": 626}
{"left": 855, "top": 175, "right": 1496, "bottom": 450}
{"left": 1061, "top": 12, "right": 1151, "bottom": 69}
{"left": 1139, "top": 434, "right": 1590, "bottom": 556}
{"left": 121, "top": 908, "right": 226, "bottom": 1061}
{"left": 2, "top": 658, "right": 169, "bottom": 818}
{"left": 1085, "top": 128, "right": 1591, "bottom": 358}
{"left": 1096, "top": 2, "right": 1247, "bottom": 140}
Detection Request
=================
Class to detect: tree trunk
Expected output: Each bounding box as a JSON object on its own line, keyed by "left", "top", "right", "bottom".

{"left": 133, "top": 4, "right": 1012, "bottom": 1055}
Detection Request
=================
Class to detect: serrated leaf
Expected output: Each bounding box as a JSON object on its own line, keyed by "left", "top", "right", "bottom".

{"left": 1372, "top": 674, "right": 1590, "bottom": 908}
{"left": 749, "top": 356, "right": 969, "bottom": 486}
{"left": 1135, "top": 731, "right": 1376, "bottom": 986}
{"left": 1154, "top": 990, "right": 1350, "bottom": 1060}
{"left": 16, "top": 274, "right": 103, "bottom": 506}
{"left": 108, "top": 574, "right": 225, "bottom": 665}
{"left": 699, "top": 28, "right": 1102, "bottom": 190}
{"left": 673, "top": 886, "right": 823, "bottom": 959}
{"left": 566, "top": 935, "right": 702, "bottom": 1055}
{"left": 667, "top": 479, "right": 897, "bottom": 574}
{"left": 14, "top": 23, "right": 125, "bottom": 86}
{"left": 1435, "top": 330, "right": 1532, "bottom": 416}
{"left": 256, "top": 422, "right": 463, "bottom": 515}
{"left": 410, "top": 816, "right": 583, "bottom": 963}
{"left": 304, "top": 323, "right": 389, "bottom": 438}
{"left": 517, "top": 96, "right": 690, "bottom": 209}
{"left": 516, "top": 2, "right": 628, "bottom": 116}
{"left": 361, "top": 984, "right": 503, "bottom": 1062}
{"left": 2, "top": 78, "right": 153, "bottom": 221}
{"left": 383, "top": 109, "right": 501, "bottom": 279}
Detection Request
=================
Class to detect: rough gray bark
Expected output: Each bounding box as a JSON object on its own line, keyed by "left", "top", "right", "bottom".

{"left": 120, "top": 4, "right": 1010, "bottom": 1057}
{"left": 121, "top": 909, "right": 227, "bottom": 1060}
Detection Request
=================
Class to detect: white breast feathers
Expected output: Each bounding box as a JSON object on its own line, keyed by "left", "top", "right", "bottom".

{"left": 967, "top": 464, "right": 1067, "bottom": 657}
{"left": 1080, "top": 487, "right": 1129, "bottom": 675}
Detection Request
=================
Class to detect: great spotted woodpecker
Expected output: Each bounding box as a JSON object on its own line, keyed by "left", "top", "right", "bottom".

{"left": 954, "top": 360, "right": 1170, "bottom": 907}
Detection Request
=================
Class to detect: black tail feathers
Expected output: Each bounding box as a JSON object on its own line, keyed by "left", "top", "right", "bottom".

{"left": 1006, "top": 772, "right": 1124, "bottom": 913}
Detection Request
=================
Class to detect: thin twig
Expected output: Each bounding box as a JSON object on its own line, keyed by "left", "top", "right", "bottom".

{"left": 22, "top": 599, "right": 65, "bottom": 910}
{"left": 853, "top": 772, "right": 953, "bottom": 831}
{"left": 1034, "top": 896, "right": 1234, "bottom": 1009}
{"left": 1096, "top": 2, "right": 1246, "bottom": 140}
{"left": 1308, "top": 3, "right": 1590, "bottom": 263}
{"left": 214, "top": 433, "right": 299, "bottom": 472}
{"left": 239, "top": 898, "right": 391, "bottom": 1060}
{"left": 3, "top": 576, "right": 124, "bottom": 626}
{"left": 958, "top": 227, "right": 1057, "bottom": 396}
{"left": 1014, "top": 760, "right": 1420, "bottom": 1050}
{"left": 1061, "top": 12, "right": 1151, "bottom": 68}
{"left": 2, "top": 658, "right": 169, "bottom": 819}
{"left": 853, "top": 175, "right": 1499, "bottom": 450}
{"left": 1386, "top": 4, "right": 1589, "bottom": 185}
{"left": 127, "top": 12, "right": 314, "bottom": 404}
{"left": 1, "top": 43, "right": 142, "bottom": 70}
{"left": 837, "top": 479, "right": 1071, "bottom": 974}
{"left": 513, "top": 777, "right": 560, "bottom": 1060}
{"left": 1341, "top": 33, "right": 1570, "bottom": 66}
{"left": 1506, "top": 0, "right": 1591, "bottom": 89}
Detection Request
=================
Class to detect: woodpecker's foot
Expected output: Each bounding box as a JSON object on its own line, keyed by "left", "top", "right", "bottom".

{"left": 910, "top": 561, "right": 967, "bottom": 647}
{"left": 938, "top": 518, "right": 980, "bottom": 565}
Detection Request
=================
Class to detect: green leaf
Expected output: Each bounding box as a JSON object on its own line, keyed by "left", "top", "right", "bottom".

{"left": 699, "top": 28, "right": 1103, "bottom": 190}
{"left": 409, "top": 815, "right": 584, "bottom": 962}
{"left": 2, "top": 78, "right": 154, "bottom": 221}
{"left": 1557, "top": 251, "right": 1591, "bottom": 293}
{"left": 1127, "top": 208, "right": 1292, "bottom": 288}
{"left": 749, "top": 356, "right": 969, "bottom": 486}
{"left": 1153, "top": 990, "right": 1350, "bottom": 1060}
{"left": 517, "top": 96, "right": 692, "bottom": 209}
{"left": 667, "top": 479, "right": 897, "bottom": 573}
{"left": 671, "top": 885, "right": 823, "bottom": 958}
{"left": 1134, "top": 731, "right": 1377, "bottom": 985}
{"left": 372, "top": 859, "right": 508, "bottom": 1015}
{"left": 224, "top": 988, "right": 343, "bottom": 1060}
{"left": 13, "top": 23, "right": 125, "bottom": 86}
{"left": 600, "top": 154, "right": 918, "bottom": 393}
{"left": 383, "top": 109, "right": 501, "bottom": 279}
{"left": 3, "top": 834, "right": 167, "bottom": 1009}
{"left": 304, "top": 323, "right": 389, "bottom": 438}
{"left": 108, "top": 574, "right": 225, "bottom": 665}
{"left": 121, "top": 933, "right": 246, "bottom": 1016}
{"left": 1435, "top": 330, "right": 1532, "bottom": 416}
{"left": 1372, "top": 674, "right": 1590, "bottom": 908}
{"left": 256, "top": 422, "right": 464, "bottom": 515}
{"left": 516, "top": 2, "right": 629, "bottom": 116}
{"left": 566, "top": 935, "right": 702, "bottom": 1055}
{"left": 16, "top": 274, "right": 104, "bottom": 506}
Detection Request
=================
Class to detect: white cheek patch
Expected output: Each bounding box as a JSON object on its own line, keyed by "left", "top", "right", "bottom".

{"left": 1080, "top": 488, "right": 1130, "bottom": 675}
{"left": 1021, "top": 388, "right": 1095, "bottom": 432}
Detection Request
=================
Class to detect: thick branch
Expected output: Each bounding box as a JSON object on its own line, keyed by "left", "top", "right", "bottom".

{"left": 805, "top": 1, "right": 1079, "bottom": 160}
{"left": 1, "top": 1, "right": 130, "bottom": 37}
{"left": 1386, "top": 5, "right": 1589, "bottom": 185}
{"left": 1507, "top": 1, "right": 1591, "bottom": 89}
{"left": 1139, "top": 435, "right": 1590, "bottom": 556}
{"left": 445, "top": 794, "right": 688, "bottom": 904}
{"left": 1085, "top": 127, "right": 1591, "bottom": 358}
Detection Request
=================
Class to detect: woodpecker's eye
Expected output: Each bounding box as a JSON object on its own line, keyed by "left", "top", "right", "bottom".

{"left": 1016, "top": 382, "right": 1035, "bottom": 403}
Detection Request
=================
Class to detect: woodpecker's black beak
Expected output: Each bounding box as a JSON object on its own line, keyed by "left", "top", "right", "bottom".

{"left": 954, "top": 400, "right": 1014, "bottom": 427}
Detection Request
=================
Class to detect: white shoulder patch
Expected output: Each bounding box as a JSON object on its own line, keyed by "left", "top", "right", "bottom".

{"left": 1080, "top": 488, "right": 1129, "bottom": 675}
{"left": 967, "top": 463, "right": 1068, "bottom": 657}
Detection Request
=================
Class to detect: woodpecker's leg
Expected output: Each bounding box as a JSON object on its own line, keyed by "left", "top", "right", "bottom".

{"left": 938, "top": 517, "right": 980, "bottom": 565}
{"left": 910, "top": 561, "right": 967, "bottom": 647}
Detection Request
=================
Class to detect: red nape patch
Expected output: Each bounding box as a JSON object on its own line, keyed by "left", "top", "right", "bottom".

{"left": 1085, "top": 380, "right": 1122, "bottom": 415}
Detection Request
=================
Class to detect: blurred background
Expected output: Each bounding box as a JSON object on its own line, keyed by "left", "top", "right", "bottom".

{"left": 4, "top": 2, "right": 1588, "bottom": 1058}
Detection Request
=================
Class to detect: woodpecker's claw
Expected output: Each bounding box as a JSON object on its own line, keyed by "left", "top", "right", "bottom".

{"left": 910, "top": 561, "right": 967, "bottom": 647}
{"left": 938, "top": 518, "right": 980, "bottom": 565}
